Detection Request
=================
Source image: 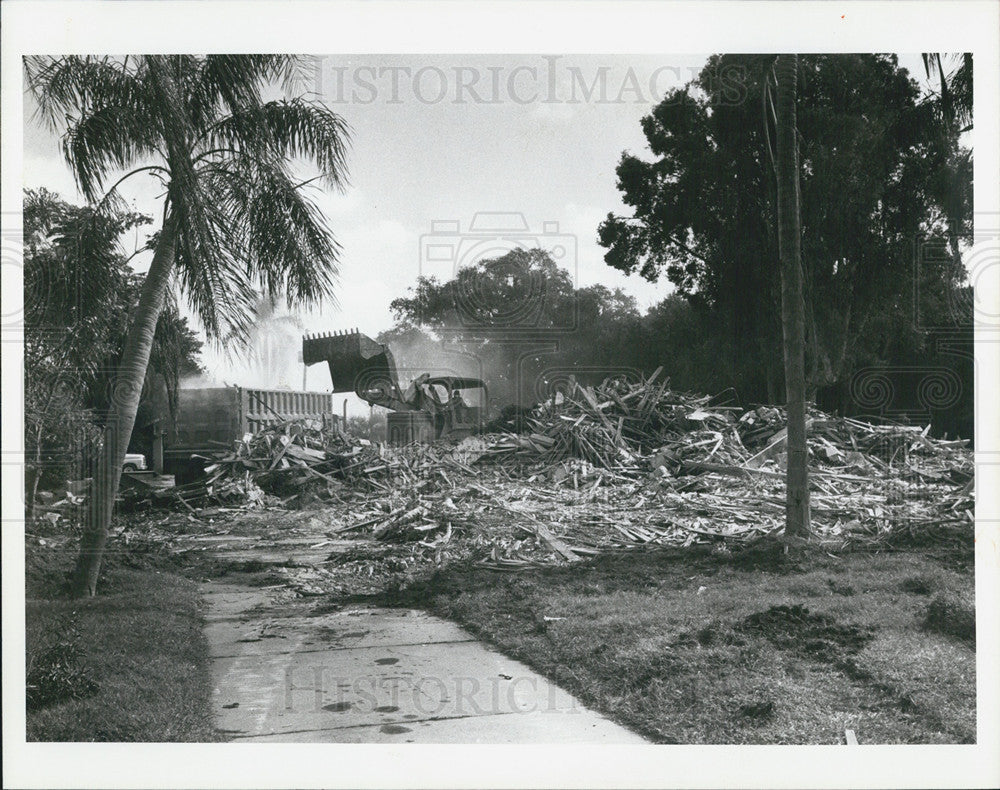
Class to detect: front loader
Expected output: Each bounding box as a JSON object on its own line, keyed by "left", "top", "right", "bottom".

{"left": 302, "top": 330, "right": 488, "bottom": 441}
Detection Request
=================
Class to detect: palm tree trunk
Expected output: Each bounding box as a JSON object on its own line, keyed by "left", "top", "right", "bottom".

{"left": 70, "top": 214, "right": 178, "bottom": 597}
{"left": 775, "top": 55, "right": 811, "bottom": 538}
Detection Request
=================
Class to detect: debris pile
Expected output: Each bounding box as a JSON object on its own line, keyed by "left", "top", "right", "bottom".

{"left": 155, "top": 418, "right": 382, "bottom": 509}
{"left": 483, "top": 370, "right": 721, "bottom": 466}
{"left": 30, "top": 484, "right": 89, "bottom": 528}
{"left": 144, "top": 372, "right": 973, "bottom": 576}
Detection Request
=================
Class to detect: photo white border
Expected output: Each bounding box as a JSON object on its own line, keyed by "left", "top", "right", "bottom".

{"left": 3, "top": 1, "right": 998, "bottom": 788}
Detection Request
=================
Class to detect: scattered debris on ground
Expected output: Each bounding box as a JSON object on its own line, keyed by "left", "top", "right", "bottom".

{"left": 104, "top": 373, "right": 974, "bottom": 592}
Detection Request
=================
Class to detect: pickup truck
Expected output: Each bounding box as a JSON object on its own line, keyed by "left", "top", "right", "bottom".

{"left": 122, "top": 453, "right": 147, "bottom": 472}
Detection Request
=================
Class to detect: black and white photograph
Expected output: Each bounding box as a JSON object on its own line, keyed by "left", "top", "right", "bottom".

{"left": 3, "top": 2, "right": 999, "bottom": 788}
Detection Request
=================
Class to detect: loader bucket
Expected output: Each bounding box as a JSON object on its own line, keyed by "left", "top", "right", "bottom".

{"left": 302, "top": 330, "right": 401, "bottom": 404}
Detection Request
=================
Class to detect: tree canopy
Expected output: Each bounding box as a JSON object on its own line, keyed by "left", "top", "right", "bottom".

{"left": 598, "top": 54, "right": 971, "bottom": 403}
{"left": 24, "top": 188, "right": 203, "bottom": 498}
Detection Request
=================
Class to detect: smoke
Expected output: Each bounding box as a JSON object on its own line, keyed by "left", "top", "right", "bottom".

{"left": 179, "top": 371, "right": 221, "bottom": 389}
{"left": 189, "top": 302, "right": 310, "bottom": 391}
{"left": 380, "top": 329, "right": 483, "bottom": 387}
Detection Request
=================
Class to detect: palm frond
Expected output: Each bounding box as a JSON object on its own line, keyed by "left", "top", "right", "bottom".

{"left": 209, "top": 98, "right": 351, "bottom": 189}
{"left": 196, "top": 154, "right": 341, "bottom": 312}
{"left": 26, "top": 56, "right": 147, "bottom": 131}
{"left": 172, "top": 196, "right": 258, "bottom": 344}
{"left": 29, "top": 54, "right": 350, "bottom": 348}
{"left": 190, "top": 55, "right": 301, "bottom": 126}
{"left": 61, "top": 105, "right": 162, "bottom": 202}
{"left": 242, "top": 165, "right": 341, "bottom": 307}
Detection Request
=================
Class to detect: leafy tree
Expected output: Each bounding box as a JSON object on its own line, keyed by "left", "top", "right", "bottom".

{"left": 635, "top": 296, "right": 722, "bottom": 393}
{"left": 27, "top": 55, "right": 350, "bottom": 596}
{"left": 599, "top": 54, "right": 970, "bottom": 403}
{"left": 387, "top": 248, "right": 645, "bottom": 405}
{"left": 23, "top": 189, "right": 202, "bottom": 511}
{"left": 344, "top": 411, "right": 387, "bottom": 442}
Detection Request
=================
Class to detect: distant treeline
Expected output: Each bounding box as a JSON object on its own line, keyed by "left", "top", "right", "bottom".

{"left": 382, "top": 249, "right": 973, "bottom": 441}
{"left": 383, "top": 53, "right": 974, "bottom": 441}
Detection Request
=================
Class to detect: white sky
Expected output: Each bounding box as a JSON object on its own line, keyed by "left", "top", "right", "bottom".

{"left": 22, "top": 52, "right": 932, "bottom": 402}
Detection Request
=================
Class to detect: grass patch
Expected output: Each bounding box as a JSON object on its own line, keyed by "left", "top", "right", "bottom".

{"left": 381, "top": 544, "right": 975, "bottom": 744}
{"left": 924, "top": 592, "right": 976, "bottom": 646}
{"left": 26, "top": 540, "right": 221, "bottom": 742}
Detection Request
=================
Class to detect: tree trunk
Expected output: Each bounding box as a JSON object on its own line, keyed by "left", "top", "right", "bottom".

{"left": 26, "top": 456, "right": 41, "bottom": 520}
{"left": 70, "top": 214, "right": 178, "bottom": 597}
{"left": 774, "top": 55, "right": 811, "bottom": 538}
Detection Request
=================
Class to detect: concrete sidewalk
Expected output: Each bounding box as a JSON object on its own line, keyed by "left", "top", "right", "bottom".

{"left": 203, "top": 581, "right": 647, "bottom": 743}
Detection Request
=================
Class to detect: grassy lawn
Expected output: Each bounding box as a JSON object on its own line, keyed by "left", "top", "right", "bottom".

{"left": 388, "top": 543, "right": 976, "bottom": 744}
{"left": 25, "top": 541, "right": 221, "bottom": 742}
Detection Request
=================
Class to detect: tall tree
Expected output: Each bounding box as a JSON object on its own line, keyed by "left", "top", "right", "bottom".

{"left": 599, "top": 54, "right": 969, "bottom": 404}
{"left": 774, "top": 55, "right": 810, "bottom": 539}
{"left": 921, "top": 53, "right": 973, "bottom": 278}
{"left": 27, "top": 55, "right": 350, "bottom": 596}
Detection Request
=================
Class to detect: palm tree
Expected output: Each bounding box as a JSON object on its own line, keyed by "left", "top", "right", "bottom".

{"left": 922, "top": 53, "right": 973, "bottom": 133}
{"left": 774, "top": 54, "right": 810, "bottom": 539}
{"left": 921, "top": 54, "right": 973, "bottom": 279}
{"left": 27, "top": 55, "right": 350, "bottom": 596}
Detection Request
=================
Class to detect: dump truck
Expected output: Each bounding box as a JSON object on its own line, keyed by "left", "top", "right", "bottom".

{"left": 302, "top": 330, "right": 488, "bottom": 443}
{"left": 151, "top": 386, "right": 336, "bottom": 479}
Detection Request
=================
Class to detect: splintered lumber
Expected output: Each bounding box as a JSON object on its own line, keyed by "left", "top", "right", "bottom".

{"left": 135, "top": 370, "right": 972, "bottom": 574}
{"left": 532, "top": 523, "right": 581, "bottom": 562}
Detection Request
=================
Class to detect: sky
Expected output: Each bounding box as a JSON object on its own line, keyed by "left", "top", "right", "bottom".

{"left": 22, "top": 53, "right": 933, "bottom": 407}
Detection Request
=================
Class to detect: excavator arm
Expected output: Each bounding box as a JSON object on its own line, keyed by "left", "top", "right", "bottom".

{"left": 303, "top": 330, "right": 490, "bottom": 440}
{"left": 302, "top": 330, "right": 415, "bottom": 411}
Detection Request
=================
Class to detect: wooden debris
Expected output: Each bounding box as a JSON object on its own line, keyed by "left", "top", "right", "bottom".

{"left": 130, "top": 374, "right": 972, "bottom": 571}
